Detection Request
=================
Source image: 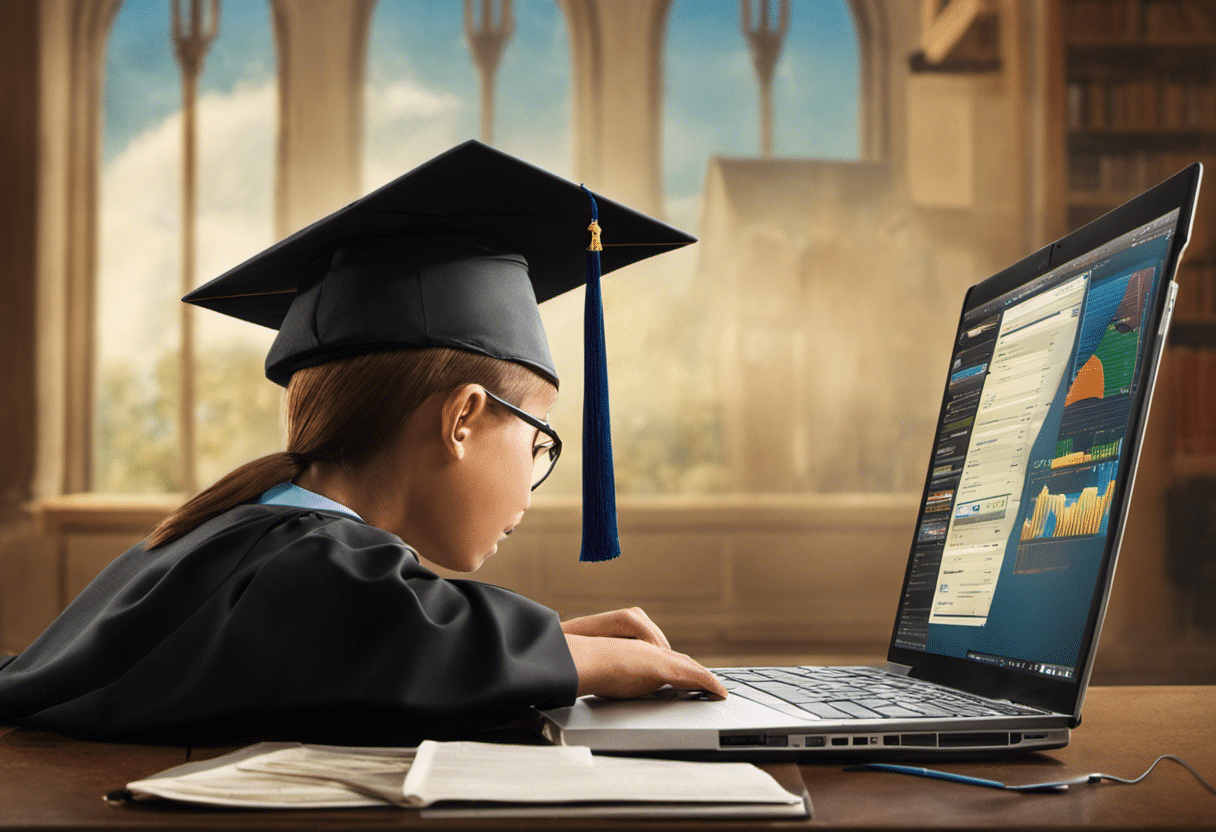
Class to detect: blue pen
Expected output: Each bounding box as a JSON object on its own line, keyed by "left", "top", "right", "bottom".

{"left": 847, "top": 763, "right": 1075, "bottom": 793}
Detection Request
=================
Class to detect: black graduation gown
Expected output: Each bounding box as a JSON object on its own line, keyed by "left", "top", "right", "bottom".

{"left": 0, "top": 504, "right": 578, "bottom": 744}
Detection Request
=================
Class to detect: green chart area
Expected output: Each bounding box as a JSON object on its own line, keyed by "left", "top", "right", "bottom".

{"left": 1092, "top": 324, "right": 1139, "bottom": 397}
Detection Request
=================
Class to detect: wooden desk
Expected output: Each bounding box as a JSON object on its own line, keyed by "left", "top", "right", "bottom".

{"left": 1, "top": 686, "right": 1213, "bottom": 830}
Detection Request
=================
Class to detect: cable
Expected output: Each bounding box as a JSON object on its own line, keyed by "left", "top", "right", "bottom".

{"left": 1088, "top": 755, "right": 1216, "bottom": 796}
{"left": 850, "top": 755, "right": 1216, "bottom": 796}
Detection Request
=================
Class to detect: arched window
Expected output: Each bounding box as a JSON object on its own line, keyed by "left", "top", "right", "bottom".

{"left": 363, "top": 0, "right": 571, "bottom": 191}
{"left": 663, "top": 0, "right": 860, "bottom": 229}
{"left": 96, "top": 0, "right": 278, "bottom": 492}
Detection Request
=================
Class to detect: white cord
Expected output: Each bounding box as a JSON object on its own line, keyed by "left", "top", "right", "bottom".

{"left": 1087, "top": 754, "right": 1216, "bottom": 796}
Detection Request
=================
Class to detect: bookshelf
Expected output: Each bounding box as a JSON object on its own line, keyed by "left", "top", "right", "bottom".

{"left": 1055, "top": 0, "right": 1216, "bottom": 468}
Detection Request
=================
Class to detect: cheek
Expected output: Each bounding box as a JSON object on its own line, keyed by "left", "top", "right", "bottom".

{"left": 451, "top": 430, "right": 533, "bottom": 545}
{"left": 470, "top": 437, "right": 531, "bottom": 498}
{"left": 493, "top": 425, "right": 538, "bottom": 495}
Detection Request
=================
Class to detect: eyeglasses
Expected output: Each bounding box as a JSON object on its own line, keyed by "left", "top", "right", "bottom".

{"left": 483, "top": 389, "right": 563, "bottom": 490}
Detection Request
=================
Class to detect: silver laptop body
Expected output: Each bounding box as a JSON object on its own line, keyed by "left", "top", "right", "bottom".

{"left": 535, "top": 164, "right": 1203, "bottom": 758}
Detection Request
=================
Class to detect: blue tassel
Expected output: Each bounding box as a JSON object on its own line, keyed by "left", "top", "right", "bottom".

{"left": 579, "top": 186, "right": 621, "bottom": 562}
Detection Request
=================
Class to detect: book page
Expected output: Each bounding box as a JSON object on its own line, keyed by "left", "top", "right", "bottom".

{"left": 402, "top": 741, "right": 800, "bottom": 807}
{"left": 127, "top": 743, "right": 386, "bottom": 809}
{"left": 237, "top": 746, "right": 416, "bottom": 805}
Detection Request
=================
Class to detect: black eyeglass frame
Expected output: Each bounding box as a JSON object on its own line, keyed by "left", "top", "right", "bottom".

{"left": 483, "top": 389, "right": 563, "bottom": 490}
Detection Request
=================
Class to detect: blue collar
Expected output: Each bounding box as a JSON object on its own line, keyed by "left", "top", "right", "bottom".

{"left": 255, "top": 482, "right": 364, "bottom": 522}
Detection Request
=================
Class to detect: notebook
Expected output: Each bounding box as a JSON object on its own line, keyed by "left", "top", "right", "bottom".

{"left": 534, "top": 163, "right": 1203, "bottom": 758}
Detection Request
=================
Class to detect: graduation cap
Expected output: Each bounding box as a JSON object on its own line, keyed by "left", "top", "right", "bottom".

{"left": 183, "top": 140, "right": 695, "bottom": 562}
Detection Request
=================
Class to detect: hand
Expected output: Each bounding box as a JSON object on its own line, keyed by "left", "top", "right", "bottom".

{"left": 564, "top": 633, "right": 729, "bottom": 700}
{"left": 560, "top": 607, "right": 672, "bottom": 650}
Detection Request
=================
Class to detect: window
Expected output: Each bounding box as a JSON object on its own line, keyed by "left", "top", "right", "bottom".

{"left": 363, "top": 0, "right": 571, "bottom": 190}
{"left": 664, "top": 0, "right": 860, "bottom": 229}
{"left": 95, "top": 0, "right": 279, "bottom": 493}
{"left": 679, "top": 2, "right": 936, "bottom": 493}
{"left": 89, "top": 0, "right": 876, "bottom": 499}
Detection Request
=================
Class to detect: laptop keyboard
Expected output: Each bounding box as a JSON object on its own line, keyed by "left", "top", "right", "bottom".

{"left": 713, "top": 666, "right": 1045, "bottom": 721}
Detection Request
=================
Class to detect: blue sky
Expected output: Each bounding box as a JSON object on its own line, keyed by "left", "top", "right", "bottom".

{"left": 103, "top": 0, "right": 275, "bottom": 165}
{"left": 665, "top": 0, "right": 859, "bottom": 219}
{"left": 104, "top": 0, "right": 859, "bottom": 213}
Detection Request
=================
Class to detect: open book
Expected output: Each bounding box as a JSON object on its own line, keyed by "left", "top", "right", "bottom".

{"left": 123, "top": 740, "right": 811, "bottom": 819}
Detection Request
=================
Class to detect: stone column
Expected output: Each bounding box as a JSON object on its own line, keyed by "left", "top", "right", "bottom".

{"left": 270, "top": 0, "right": 375, "bottom": 236}
{"left": 171, "top": 0, "right": 220, "bottom": 496}
{"left": 559, "top": 0, "right": 670, "bottom": 217}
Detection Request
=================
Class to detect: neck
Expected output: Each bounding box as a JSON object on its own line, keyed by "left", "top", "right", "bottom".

{"left": 294, "top": 461, "right": 400, "bottom": 532}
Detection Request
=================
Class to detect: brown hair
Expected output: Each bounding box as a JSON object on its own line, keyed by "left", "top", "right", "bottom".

{"left": 146, "top": 348, "right": 555, "bottom": 549}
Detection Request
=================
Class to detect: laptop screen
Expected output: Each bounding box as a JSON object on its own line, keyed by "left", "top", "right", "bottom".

{"left": 888, "top": 170, "right": 1197, "bottom": 713}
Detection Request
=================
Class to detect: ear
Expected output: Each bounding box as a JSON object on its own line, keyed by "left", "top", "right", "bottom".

{"left": 439, "top": 384, "right": 491, "bottom": 461}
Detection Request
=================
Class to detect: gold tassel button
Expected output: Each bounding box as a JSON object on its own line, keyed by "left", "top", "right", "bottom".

{"left": 587, "top": 220, "right": 603, "bottom": 252}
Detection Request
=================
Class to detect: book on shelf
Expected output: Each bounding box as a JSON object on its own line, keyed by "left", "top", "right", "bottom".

{"left": 1068, "top": 150, "right": 1212, "bottom": 196}
{"left": 1064, "top": 0, "right": 1135, "bottom": 38}
{"left": 1170, "top": 345, "right": 1216, "bottom": 455}
{"left": 1067, "top": 79, "right": 1216, "bottom": 133}
{"left": 1146, "top": 0, "right": 1216, "bottom": 37}
{"left": 117, "top": 740, "right": 812, "bottom": 820}
{"left": 1064, "top": 0, "right": 1216, "bottom": 41}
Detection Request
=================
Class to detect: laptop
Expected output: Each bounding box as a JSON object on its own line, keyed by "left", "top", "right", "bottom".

{"left": 534, "top": 163, "right": 1203, "bottom": 758}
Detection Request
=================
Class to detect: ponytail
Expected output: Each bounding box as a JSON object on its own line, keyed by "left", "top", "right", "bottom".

{"left": 145, "top": 452, "right": 306, "bottom": 549}
{"left": 145, "top": 348, "right": 554, "bottom": 549}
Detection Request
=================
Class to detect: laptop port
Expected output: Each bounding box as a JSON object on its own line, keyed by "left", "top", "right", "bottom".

{"left": 830, "top": 737, "right": 849, "bottom": 746}
{"left": 882, "top": 735, "right": 900, "bottom": 746}
{"left": 852, "top": 736, "right": 869, "bottom": 746}
{"left": 802, "top": 736, "right": 826, "bottom": 747}
{"left": 720, "top": 734, "right": 765, "bottom": 747}
{"left": 939, "top": 732, "right": 1009, "bottom": 748}
{"left": 901, "top": 733, "right": 936, "bottom": 747}
{"left": 766, "top": 735, "right": 789, "bottom": 747}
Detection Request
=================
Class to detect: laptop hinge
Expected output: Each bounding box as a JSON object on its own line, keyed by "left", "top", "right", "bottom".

{"left": 880, "top": 661, "right": 913, "bottom": 676}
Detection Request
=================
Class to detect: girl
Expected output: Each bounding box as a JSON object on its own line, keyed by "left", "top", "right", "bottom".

{"left": 0, "top": 142, "right": 726, "bottom": 743}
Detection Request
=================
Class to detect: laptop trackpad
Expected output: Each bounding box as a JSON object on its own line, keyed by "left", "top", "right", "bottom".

{"left": 541, "top": 692, "right": 818, "bottom": 735}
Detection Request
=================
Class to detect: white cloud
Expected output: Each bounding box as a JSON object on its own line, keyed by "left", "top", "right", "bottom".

{"left": 98, "top": 81, "right": 278, "bottom": 369}
{"left": 362, "top": 79, "right": 464, "bottom": 191}
{"left": 373, "top": 79, "right": 459, "bottom": 121}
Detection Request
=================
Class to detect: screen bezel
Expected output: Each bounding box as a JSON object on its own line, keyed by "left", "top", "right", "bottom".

{"left": 886, "top": 163, "right": 1202, "bottom": 720}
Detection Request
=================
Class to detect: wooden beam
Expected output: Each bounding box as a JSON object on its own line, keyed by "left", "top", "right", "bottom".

{"left": 921, "top": 0, "right": 996, "bottom": 65}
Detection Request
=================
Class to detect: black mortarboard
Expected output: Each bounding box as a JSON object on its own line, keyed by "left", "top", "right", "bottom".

{"left": 183, "top": 140, "right": 695, "bottom": 562}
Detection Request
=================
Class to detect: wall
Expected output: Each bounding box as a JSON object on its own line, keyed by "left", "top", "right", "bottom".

{"left": 0, "top": 0, "right": 57, "bottom": 655}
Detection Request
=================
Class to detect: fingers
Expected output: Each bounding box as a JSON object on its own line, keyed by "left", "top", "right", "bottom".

{"left": 564, "top": 634, "right": 729, "bottom": 700}
{"left": 560, "top": 607, "right": 673, "bottom": 650}
{"left": 660, "top": 650, "right": 729, "bottom": 700}
{"left": 620, "top": 607, "right": 671, "bottom": 650}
